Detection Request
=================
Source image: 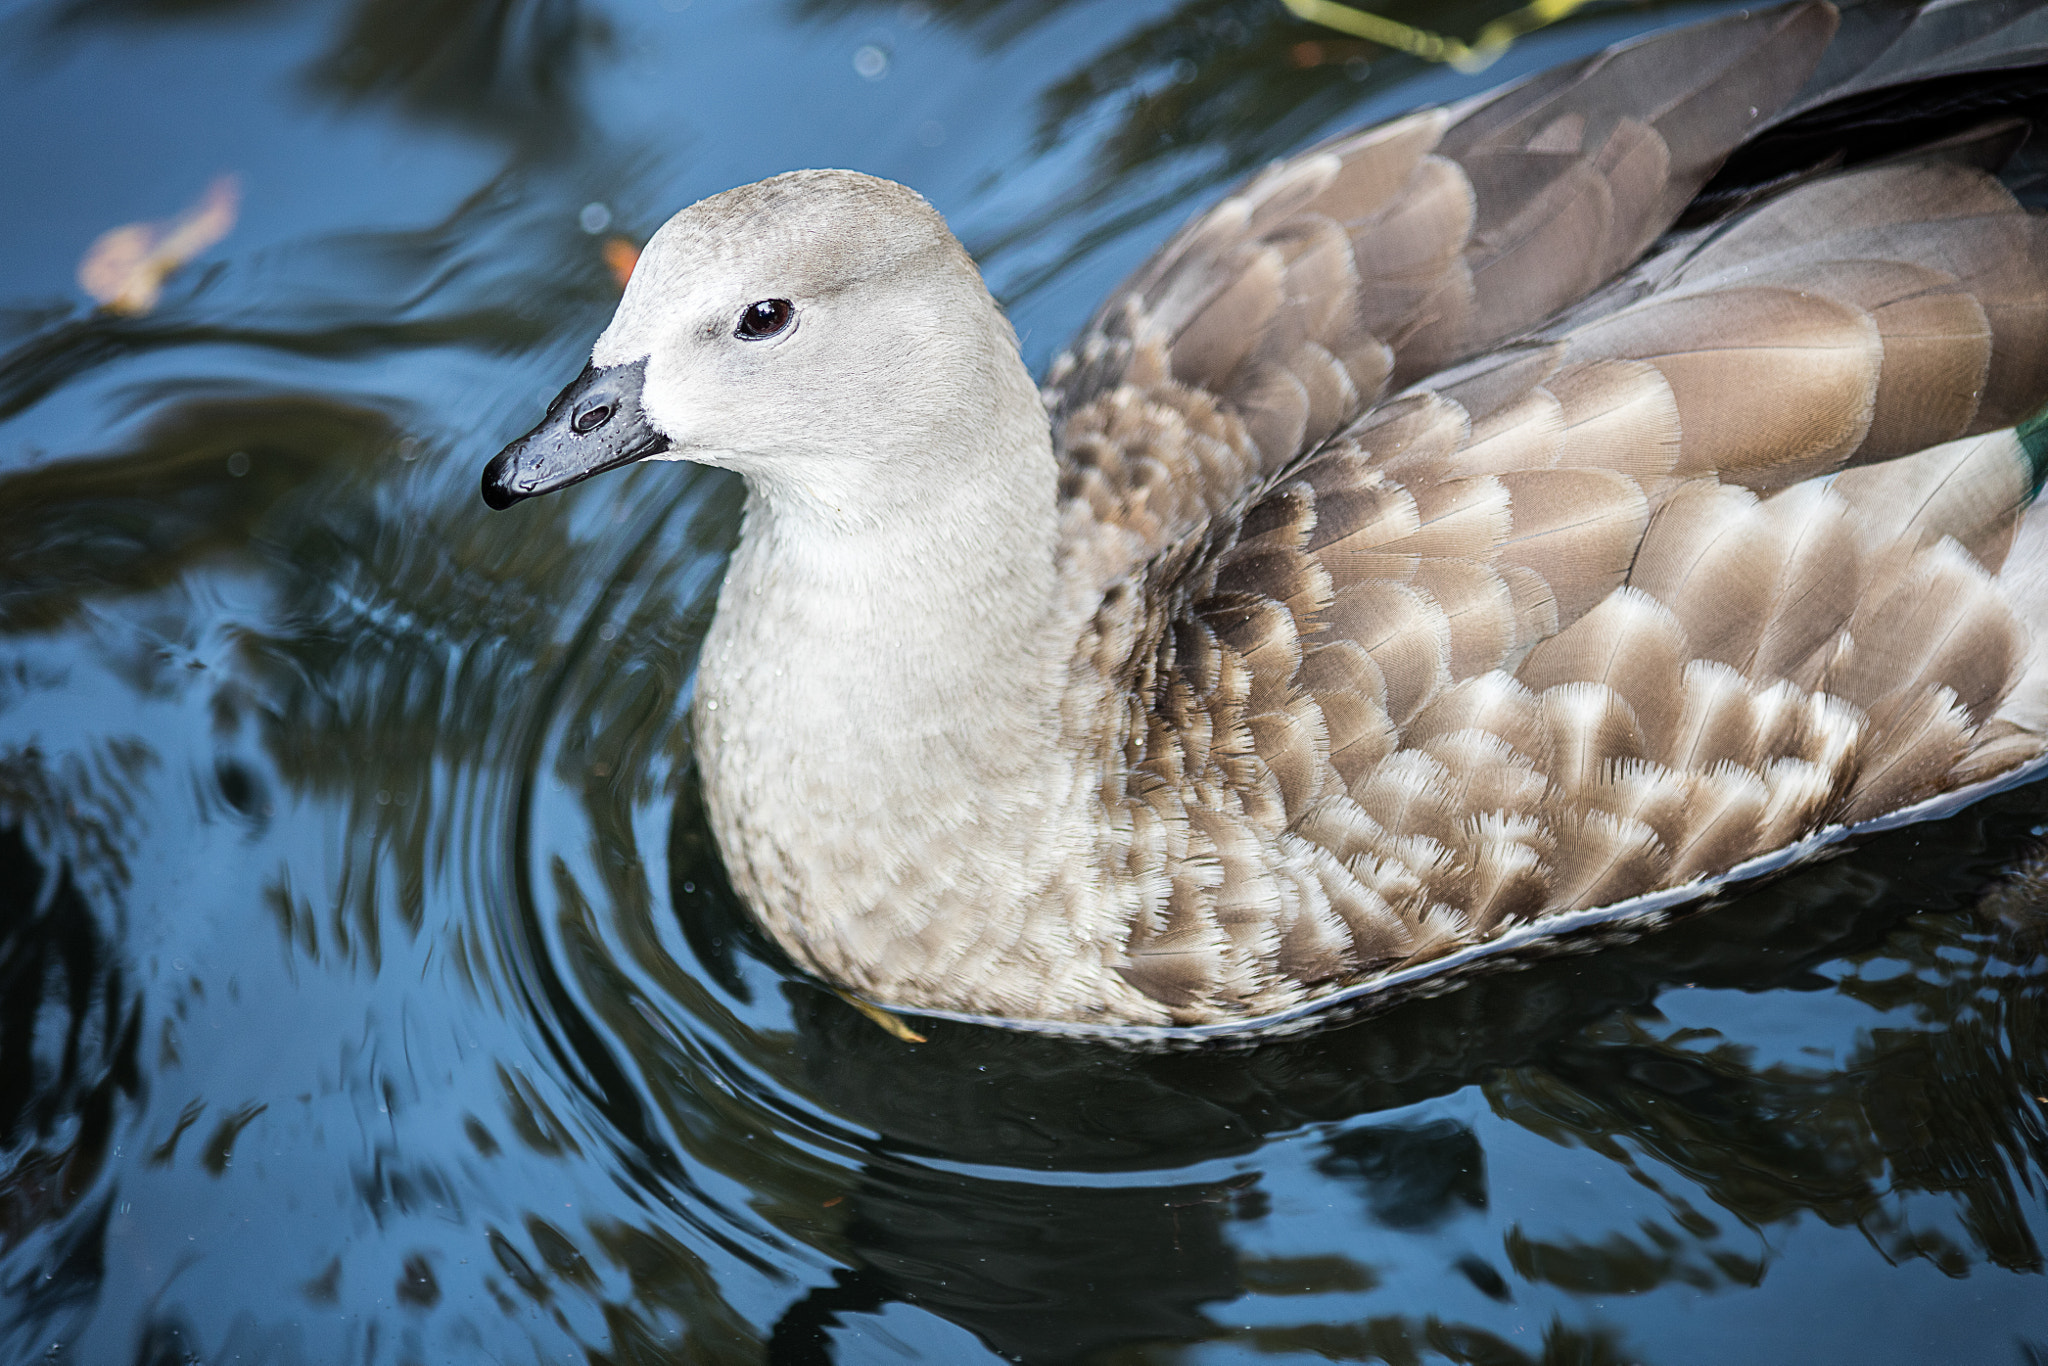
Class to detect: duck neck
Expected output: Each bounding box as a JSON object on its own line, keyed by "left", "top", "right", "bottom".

{"left": 690, "top": 388, "right": 1083, "bottom": 991}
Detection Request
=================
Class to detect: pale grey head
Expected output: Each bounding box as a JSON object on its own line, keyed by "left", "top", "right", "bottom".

{"left": 482, "top": 170, "right": 1022, "bottom": 517}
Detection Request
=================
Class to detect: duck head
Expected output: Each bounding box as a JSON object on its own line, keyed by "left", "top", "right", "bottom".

{"left": 481, "top": 169, "right": 1012, "bottom": 513}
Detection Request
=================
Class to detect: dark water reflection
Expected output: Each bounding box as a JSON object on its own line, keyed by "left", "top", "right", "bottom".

{"left": 3, "top": 0, "right": 2048, "bottom": 1361}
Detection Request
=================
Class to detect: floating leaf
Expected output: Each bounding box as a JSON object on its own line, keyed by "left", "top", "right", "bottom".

{"left": 78, "top": 175, "right": 240, "bottom": 316}
{"left": 603, "top": 236, "right": 640, "bottom": 290}
{"left": 836, "top": 990, "right": 927, "bottom": 1043}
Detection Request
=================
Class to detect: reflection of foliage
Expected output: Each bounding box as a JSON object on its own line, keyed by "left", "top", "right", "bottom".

{"left": 1234, "top": 1313, "right": 1634, "bottom": 1363}
{"left": 304, "top": 0, "right": 606, "bottom": 145}
{"left": 0, "top": 693, "right": 156, "bottom": 1356}
{"left": 0, "top": 827, "right": 144, "bottom": 1352}
{"left": 794, "top": 0, "right": 1715, "bottom": 302}
{"left": 0, "top": 396, "right": 390, "bottom": 633}
{"left": 1029, "top": 0, "right": 1381, "bottom": 161}
{"left": 22, "top": 0, "right": 606, "bottom": 151}
{"left": 0, "top": 294, "right": 534, "bottom": 428}
{"left": 975, "top": 0, "right": 1406, "bottom": 297}
{"left": 769, "top": 1167, "right": 1243, "bottom": 1363}
{"left": 236, "top": 439, "right": 726, "bottom": 967}
{"left": 0, "top": 347, "right": 751, "bottom": 1348}
{"left": 1489, "top": 894, "right": 2048, "bottom": 1282}
{"left": 239, "top": 470, "right": 592, "bottom": 963}
{"left": 0, "top": 741, "right": 157, "bottom": 900}
{"left": 1317, "top": 1118, "right": 1486, "bottom": 1229}
{"left": 576, "top": 1218, "right": 762, "bottom": 1365}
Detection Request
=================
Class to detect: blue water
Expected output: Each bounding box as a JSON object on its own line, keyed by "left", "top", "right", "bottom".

{"left": 2, "top": 0, "right": 2046, "bottom": 1361}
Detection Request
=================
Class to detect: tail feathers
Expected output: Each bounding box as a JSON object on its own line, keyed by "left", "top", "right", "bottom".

{"left": 1991, "top": 421, "right": 2048, "bottom": 735}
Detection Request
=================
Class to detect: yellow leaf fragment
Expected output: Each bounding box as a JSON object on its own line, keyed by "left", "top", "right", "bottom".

{"left": 1282, "top": 0, "right": 1592, "bottom": 72}
{"left": 835, "top": 990, "right": 928, "bottom": 1043}
{"left": 79, "top": 174, "right": 240, "bottom": 316}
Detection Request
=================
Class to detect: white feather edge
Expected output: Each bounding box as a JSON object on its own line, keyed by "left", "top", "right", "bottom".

{"left": 865, "top": 752, "right": 2048, "bottom": 1046}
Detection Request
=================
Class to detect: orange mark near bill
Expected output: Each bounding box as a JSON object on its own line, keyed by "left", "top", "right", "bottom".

{"left": 79, "top": 175, "right": 241, "bottom": 316}
{"left": 603, "top": 236, "right": 640, "bottom": 290}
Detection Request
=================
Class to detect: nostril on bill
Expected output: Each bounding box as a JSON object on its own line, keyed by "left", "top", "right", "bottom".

{"left": 573, "top": 403, "right": 613, "bottom": 434}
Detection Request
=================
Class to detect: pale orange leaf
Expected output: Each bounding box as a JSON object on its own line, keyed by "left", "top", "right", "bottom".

{"left": 79, "top": 175, "right": 241, "bottom": 315}
{"left": 603, "top": 236, "right": 640, "bottom": 291}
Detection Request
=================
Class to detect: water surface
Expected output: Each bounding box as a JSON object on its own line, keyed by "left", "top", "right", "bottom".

{"left": 3, "top": 0, "right": 2047, "bottom": 1361}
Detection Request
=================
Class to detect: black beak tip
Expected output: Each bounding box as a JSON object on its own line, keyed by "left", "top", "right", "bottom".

{"left": 480, "top": 451, "right": 527, "bottom": 510}
{"left": 480, "top": 358, "right": 660, "bottom": 510}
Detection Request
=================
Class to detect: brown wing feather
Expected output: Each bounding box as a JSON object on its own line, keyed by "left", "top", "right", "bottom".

{"left": 1045, "top": 4, "right": 1836, "bottom": 584}
{"left": 1048, "top": 6, "right": 2048, "bottom": 1022}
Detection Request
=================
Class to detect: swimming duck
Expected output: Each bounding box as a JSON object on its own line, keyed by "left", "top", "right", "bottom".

{"left": 484, "top": 1, "right": 2048, "bottom": 1035}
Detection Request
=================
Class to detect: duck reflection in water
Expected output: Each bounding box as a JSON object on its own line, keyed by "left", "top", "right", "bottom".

{"left": 681, "top": 778, "right": 2048, "bottom": 1359}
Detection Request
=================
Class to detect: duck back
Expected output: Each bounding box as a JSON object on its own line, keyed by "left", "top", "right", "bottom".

{"left": 1018, "top": 0, "right": 2048, "bottom": 1032}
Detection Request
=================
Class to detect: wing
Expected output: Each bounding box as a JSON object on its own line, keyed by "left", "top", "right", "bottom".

{"left": 1046, "top": 2, "right": 1838, "bottom": 588}
{"left": 1057, "top": 9, "right": 2048, "bottom": 1023}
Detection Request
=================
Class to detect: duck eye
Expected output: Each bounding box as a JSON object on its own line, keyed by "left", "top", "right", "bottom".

{"left": 735, "top": 298, "right": 794, "bottom": 340}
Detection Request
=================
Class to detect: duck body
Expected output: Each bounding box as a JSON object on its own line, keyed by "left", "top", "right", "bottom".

{"left": 486, "top": 1, "right": 2048, "bottom": 1034}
